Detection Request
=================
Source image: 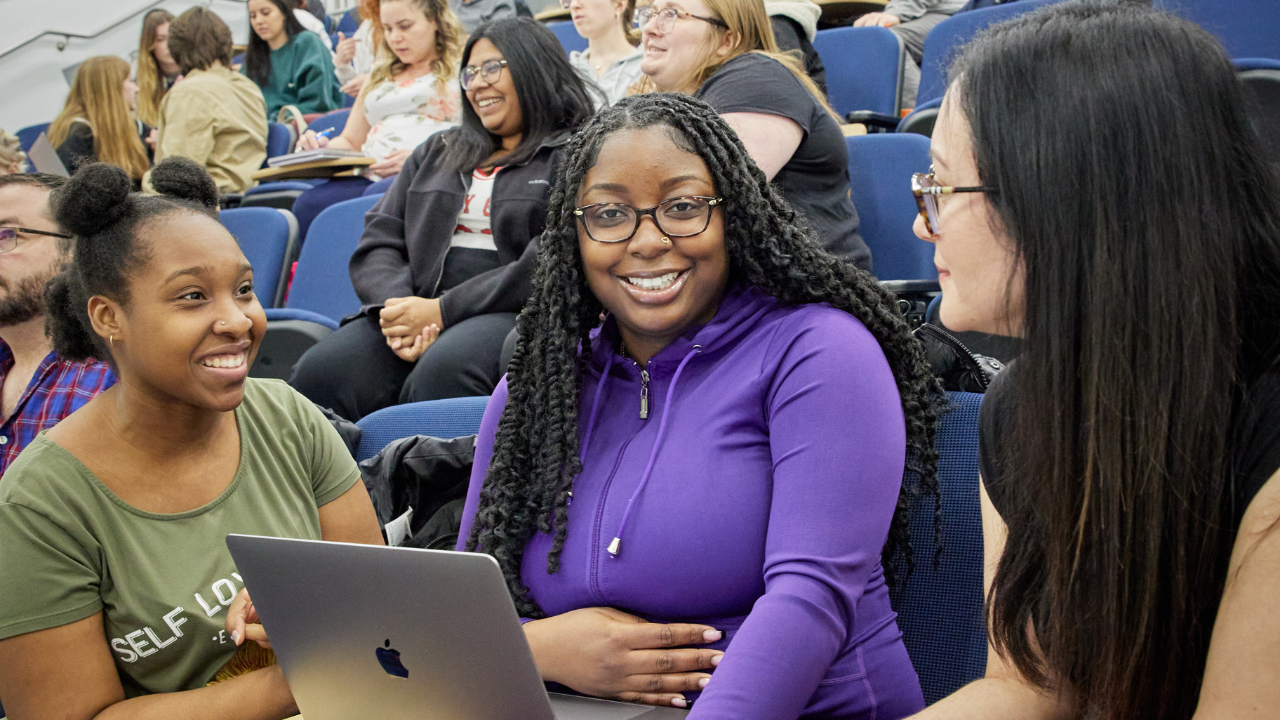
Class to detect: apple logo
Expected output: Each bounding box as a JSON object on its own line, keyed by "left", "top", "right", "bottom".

{"left": 375, "top": 638, "right": 409, "bottom": 678}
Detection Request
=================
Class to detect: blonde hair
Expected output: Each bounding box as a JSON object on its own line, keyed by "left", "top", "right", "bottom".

{"left": 367, "top": 0, "right": 463, "bottom": 93}
{"left": 635, "top": 0, "right": 834, "bottom": 117}
{"left": 135, "top": 9, "right": 175, "bottom": 127}
{"left": 49, "top": 56, "right": 151, "bottom": 182}
{"left": 0, "top": 130, "right": 26, "bottom": 174}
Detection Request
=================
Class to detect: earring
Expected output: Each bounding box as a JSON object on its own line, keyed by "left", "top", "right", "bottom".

{"left": 109, "top": 335, "right": 114, "bottom": 347}
{"left": 660, "top": 237, "right": 671, "bottom": 245}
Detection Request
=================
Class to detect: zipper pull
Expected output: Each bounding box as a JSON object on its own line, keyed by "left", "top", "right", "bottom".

{"left": 639, "top": 369, "right": 650, "bottom": 419}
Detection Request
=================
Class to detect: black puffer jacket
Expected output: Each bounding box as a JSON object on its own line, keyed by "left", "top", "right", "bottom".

{"left": 358, "top": 435, "right": 477, "bottom": 550}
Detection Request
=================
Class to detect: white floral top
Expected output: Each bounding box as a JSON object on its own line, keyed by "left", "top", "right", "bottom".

{"left": 361, "top": 72, "right": 462, "bottom": 176}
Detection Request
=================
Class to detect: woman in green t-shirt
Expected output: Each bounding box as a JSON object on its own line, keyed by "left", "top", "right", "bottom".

{"left": 243, "top": 0, "right": 344, "bottom": 118}
{"left": 0, "top": 158, "right": 383, "bottom": 718}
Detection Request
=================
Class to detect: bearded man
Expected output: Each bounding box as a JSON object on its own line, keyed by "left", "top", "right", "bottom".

{"left": 0, "top": 173, "right": 114, "bottom": 476}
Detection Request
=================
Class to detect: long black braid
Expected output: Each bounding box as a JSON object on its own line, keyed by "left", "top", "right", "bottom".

{"left": 466, "top": 93, "right": 942, "bottom": 619}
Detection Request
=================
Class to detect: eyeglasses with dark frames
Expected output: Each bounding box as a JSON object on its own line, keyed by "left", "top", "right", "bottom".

{"left": 633, "top": 5, "right": 729, "bottom": 33}
{"left": 911, "top": 167, "right": 995, "bottom": 235}
{"left": 460, "top": 59, "right": 509, "bottom": 90}
{"left": 574, "top": 196, "right": 723, "bottom": 244}
{"left": 0, "top": 226, "right": 72, "bottom": 254}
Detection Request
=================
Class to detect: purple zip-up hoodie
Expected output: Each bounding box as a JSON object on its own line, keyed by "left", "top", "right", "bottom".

{"left": 458, "top": 284, "right": 926, "bottom": 719}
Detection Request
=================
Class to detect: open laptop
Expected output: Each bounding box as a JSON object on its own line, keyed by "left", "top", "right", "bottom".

{"left": 27, "top": 132, "right": 69, "bottom": 177}
{"left": 226, "top": 535, "right": 690, "bottom": 720}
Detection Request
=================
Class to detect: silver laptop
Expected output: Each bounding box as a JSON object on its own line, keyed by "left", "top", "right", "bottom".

{"left": 226, "top": 535, "right": 689, "bottom": 720}
{"left": 27, "top": 132, "right": 69, "bottom": 177}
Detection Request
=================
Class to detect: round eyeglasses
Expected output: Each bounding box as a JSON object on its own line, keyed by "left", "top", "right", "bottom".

{"left": 0, "top": 226, "right": 71, "bottom": 254}
{"left": 460, "top": 59, "right": 508, "bottom": 90}
{"left": 574, "top": 196, "right": 723, "bottom": 244}
{"left": 633, "top": 6, "right": 729, "bottom": 33}
{"left": 911, "top": 169, "right": 994, "bottom": 235}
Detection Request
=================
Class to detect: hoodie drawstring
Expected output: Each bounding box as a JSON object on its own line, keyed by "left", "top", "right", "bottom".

{"left": 579, "top": 352, "right": 616, "bottom": 465}
{"left": 607, "top": 345, "right": 702, "bottom": 557}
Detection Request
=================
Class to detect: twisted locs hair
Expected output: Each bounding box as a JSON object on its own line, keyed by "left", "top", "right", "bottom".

{"left": 466, "top": 93, "right": 942, "bottom": 618}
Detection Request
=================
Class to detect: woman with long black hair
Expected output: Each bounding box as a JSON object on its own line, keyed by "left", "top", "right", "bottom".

{"left": 243, "top": 0, "right": 342, "bottom": 118}
{"left": 290, "top": 18, "right": 599, "bottom": 419}
{"left": 458, "top": 92, "right": 941, "bottom": 718}
{"left": 908, "top": 3, "right": 1280, "bottom": 719}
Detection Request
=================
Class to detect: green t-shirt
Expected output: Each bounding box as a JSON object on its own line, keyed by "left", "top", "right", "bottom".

{"left": 0, "top": 378, "right": 360, "bottom": 697}
{"left": 244, "top": 31, "right": 343, "bottom": 119}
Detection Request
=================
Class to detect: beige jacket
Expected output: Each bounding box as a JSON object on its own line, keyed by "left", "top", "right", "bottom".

{"left": 154, "top": 64, "right": 267, "bottom": 193}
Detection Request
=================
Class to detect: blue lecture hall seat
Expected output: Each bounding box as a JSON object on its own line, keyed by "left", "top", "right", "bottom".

{"left": 1155, "top": 0, "right": 1280, "bottom": 62}
{"left": 306, "top": 108, "right": 351, "bottom": 137}
{"left": 264, "top": 122, "right": 294, "bottom": 161}
{"left": 916, "top": 0, "right": 1066, "bottom": 107}
{"left": 889, "top": 390, "right": 988, "bottom": 705}
{"left": 812, "top": 26, "right": 904, "bottom": 125}
{"left": 16, "top": 122, "right": 51, "bottom": 154}
{"left": 547, "top": 21, "right": 588, "bottom": 56}
{"left": 845, "top": 133, "right": 937, "bottom": 282}
{"left": 220, "top": 207, "right": 300, "bottom": 309}
{"left": 250, "top": 194, "right": 381, "bottom": 379}
{"left": 355, "top": 396, "right": 491, "bottom": 462}
{"left": 336, "top": 8, "right": 361, "bottom": 36}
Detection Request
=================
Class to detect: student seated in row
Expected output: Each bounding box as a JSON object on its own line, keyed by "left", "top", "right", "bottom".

{"left": 290, "top": 0, "right": 465, "bottom": 238}
{"left": 244, "top": 0, "right": 344, "bottom": 119}
{"left": 290, "top": 18, "right": 599, "bottom": 420}
{"left": 563, "top": 0, "right": 644, "bottom": 106}
{"left": 908, "top": 2, "right": 1280, "bottom": 718}
{"left": 134, "top": 8, "right": 179, "bottom": 129}
{"left": 637, "top": 0, "right": 870, "bottom": 270}
{"left": 0, "top": 173, "right": 115, "bottom": 478}
{"left": 459, "top": 92, "right": 939, "bottom": 718}
{"left": 50, "top": 56, "right": 153, "bottom": 182}
{"left": 0, "top": 159, "right": 382, "bottom": 718}
{"left": 333, "top": 0, "right": 384, "bottom": 99}
{"left": 155, "top": 7, "right": 268, "bottom": 194}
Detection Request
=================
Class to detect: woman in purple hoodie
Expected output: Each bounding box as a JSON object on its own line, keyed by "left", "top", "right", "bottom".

{"left": 457, "top": 93, "right": 939, "bottom": 719}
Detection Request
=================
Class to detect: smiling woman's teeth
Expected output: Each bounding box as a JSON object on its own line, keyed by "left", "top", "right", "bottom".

{"left": 626, "top": 271, "right": 680, "bottom": 291}
{"left": 201, "top": 353, "right": 246, "bottom": 369}
{"left": 478, "top": 98, "right": 501, "bottom": 107}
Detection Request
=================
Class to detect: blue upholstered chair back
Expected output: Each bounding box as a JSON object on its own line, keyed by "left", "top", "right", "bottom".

{"left": 547, "top": 21, "right": 588, "bottom": 56}
{"left": 336, "top": 8, "right": 361, "bottom": 35}
{"left": 283, "top": 194, "right": 380, "bottom": 322}
{"left": 917, "top": 0, "right": 1065, "bottom": 106}
{"left": 16, "top": 122, "right": 50, "bottom": 153}
{"left": 220, "top": 207, "right": 299, "bottom": 308}
{"left": 265, "top": 122, "right": 294, "bottom": 161}
{"left": 355, "top": 396, "right": 492, "bottom": 462}
{"left": 845, "top": 133, "right": 937, "bottom": 282}
{"left": 889, "top": 390, "right": 987, "bottom": 705}
{"left": 813, "top": 26, "right": 905, "bottom": 118}
{"left": 306, "top": 109, "right": 351, "bottom": 137}
{"left": 1155, "top": 0, "right": 1280, "bottom": 61}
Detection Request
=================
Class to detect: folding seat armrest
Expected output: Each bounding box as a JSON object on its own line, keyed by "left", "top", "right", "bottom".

{"left": 846, "top": 111, "right": 902, "bottom": 133}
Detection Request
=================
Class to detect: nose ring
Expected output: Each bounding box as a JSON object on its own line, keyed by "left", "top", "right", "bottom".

{"left": 220, "top": 321, "right": 227, "bottom": 326}
{"left": 660, "top": 237, "right": 671, "bottom": 245}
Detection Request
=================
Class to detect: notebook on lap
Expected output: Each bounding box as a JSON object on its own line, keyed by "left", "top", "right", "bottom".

{"left": 226, "top": 535, "right": 689, "bottom": 720}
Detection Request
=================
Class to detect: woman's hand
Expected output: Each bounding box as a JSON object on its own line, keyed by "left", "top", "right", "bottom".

{"left": 226, "top": 588, "right": 272, "bottom": 650}
{"left": 334, "top": 31, "right": 357, "bottom": 66}
{"left": 380, "top": 296, "right": 442, "bottom": 341}
{"left": 145, "top": 128, "right": 158, "bottom": 151}
{"left": 296, "top": 129, "right": 330, "bottom": 152}
{"left": 368, "top": 149, "right": 411, "bottom": 178}
{"left": 854, "top": 11, "right": 901, "bottom": 27}
{"left": 341, "top": 73, "right": 370, "bottom": 98}
{"left": 524, "top": 607, "right": 725, "bottom": 708}
{"left": 387, "top": 323, "right": 440, "bottom": 362}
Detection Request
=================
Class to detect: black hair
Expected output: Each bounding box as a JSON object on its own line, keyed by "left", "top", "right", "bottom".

{"left": 244, "top": 0, "right": 306, "bottom": 87}
{"left": 956, "top": 2, "right": 1280, "bottom": 719}
{"left": 465, "top": 93, "right": 943, "bottom": 618}
{"left": 440, "top": 17, "right": 600, "bottom": 173}
{"left": 44, "top": 158, "right": 221, "bottom": 364}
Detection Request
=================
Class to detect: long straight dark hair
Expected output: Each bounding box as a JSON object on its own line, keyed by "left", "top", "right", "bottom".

{"left": 244, "top": 0, "right": 306, "bottom": 87}
{"left": 440, "top": 18, "right": 599, "bottom": 173}
{"left": 962, "top": 3, "right": 1280, "bottom": 718}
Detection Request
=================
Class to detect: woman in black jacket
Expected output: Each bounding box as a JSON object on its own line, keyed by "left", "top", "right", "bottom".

{"left": 291, "top": 18, "right": 597, "bottom": 420}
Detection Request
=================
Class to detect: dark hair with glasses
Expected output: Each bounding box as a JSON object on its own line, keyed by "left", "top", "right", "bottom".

{"left": 465, "top": 92, "right": 942, "bottom": 618}
{"left": 440, "top": 18, "right": 599, "bottom": 173}
{"left": 951, "top": 3, "right": 1280, "bottom": 719}
{"left": 0, "top": 173, "right": 71, "bottom": 250}
{"left": 44, "top": 159, "right": 220, "bottom": 365}
{"left": 910, "top": 166, "right": 993, "bottom": 236}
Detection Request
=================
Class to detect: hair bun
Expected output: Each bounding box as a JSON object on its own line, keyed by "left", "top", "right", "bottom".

{"left": 148, "top": 156, "right": 220, "bottom": 211}
{"left": 54, "top": 162, "right": 133, "bottom": 237}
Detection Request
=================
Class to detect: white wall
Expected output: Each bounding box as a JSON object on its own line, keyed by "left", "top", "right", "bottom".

{"left": 0, "top": 0, "right": 253, "bottom": 133}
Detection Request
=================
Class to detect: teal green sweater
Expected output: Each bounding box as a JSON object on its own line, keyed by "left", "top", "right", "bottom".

{"left": 245, "top": 31, "right": 342, "bottom": 119}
